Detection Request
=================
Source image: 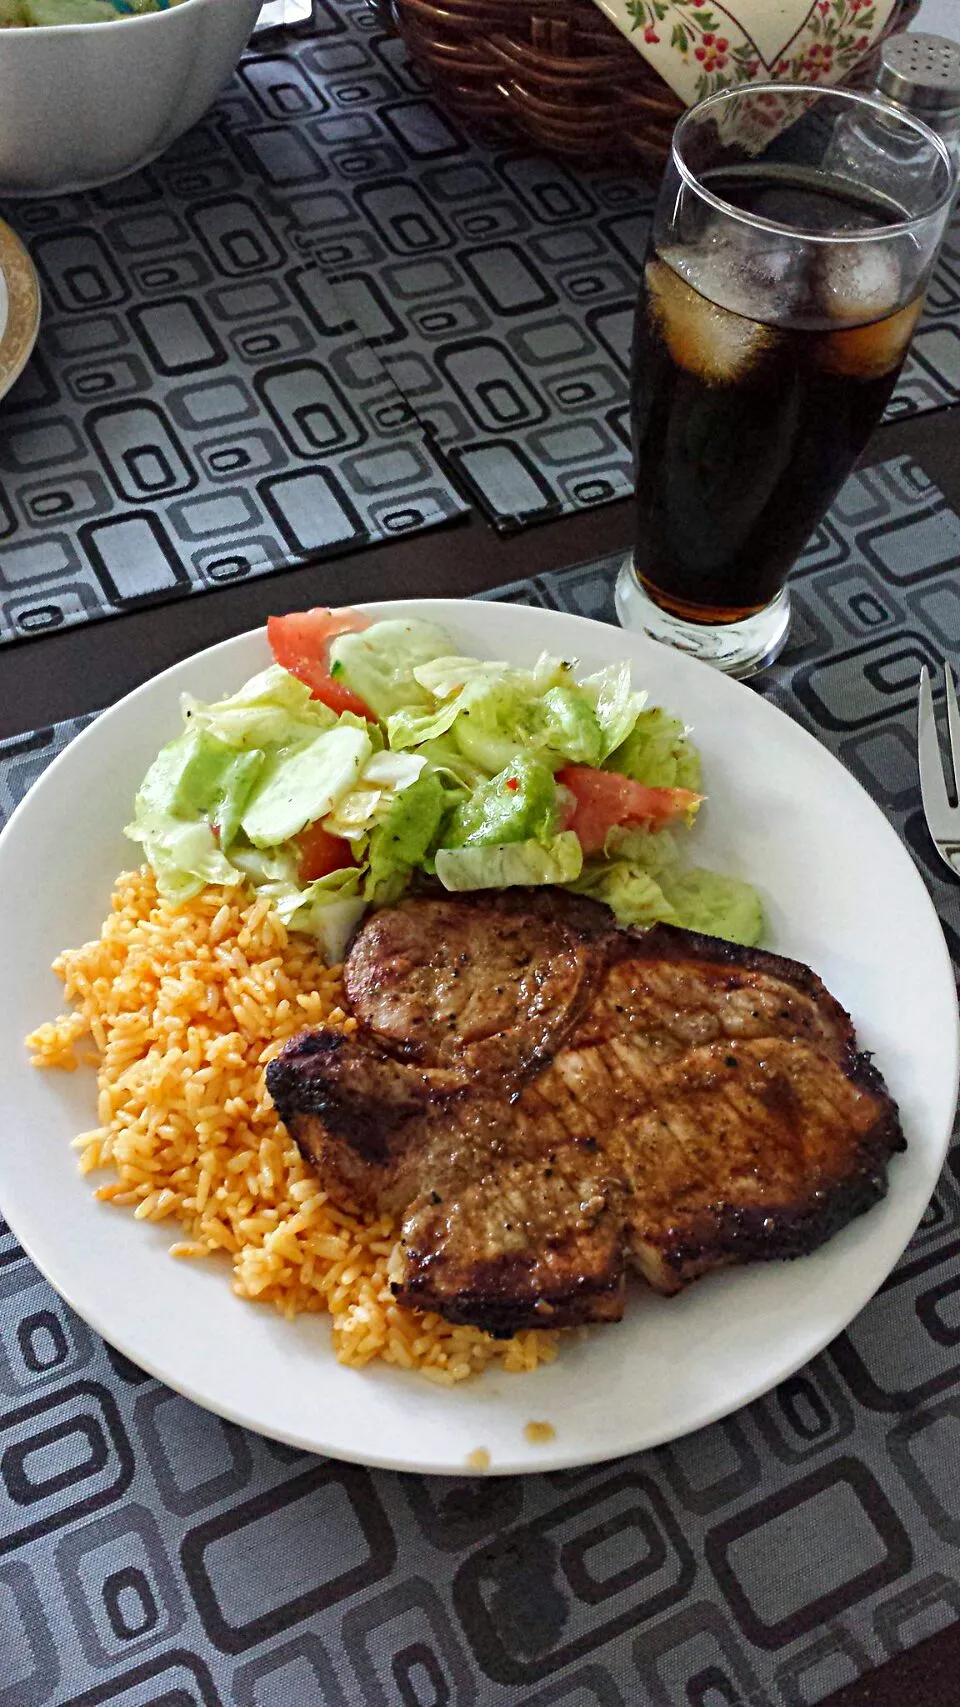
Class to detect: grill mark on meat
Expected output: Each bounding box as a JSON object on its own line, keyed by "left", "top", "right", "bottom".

{"left": 266, "top": 891, "right": 905, "bottom": 1337}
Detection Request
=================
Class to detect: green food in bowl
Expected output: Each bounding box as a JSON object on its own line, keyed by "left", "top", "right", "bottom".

{"left": 0, "top": 0, "right": 185, "bottom": 22}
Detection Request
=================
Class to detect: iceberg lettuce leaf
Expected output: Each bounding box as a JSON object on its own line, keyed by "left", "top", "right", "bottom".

{"left": 328, "top": 619, "right": 454, "bottom": 719}
{"left": 658, "top": 867, "right": 764, "bottom": 946}
{"left": 569, "top": 858, "right": 678, "bottom": 928}
{"left": 124, "top": 817, "right": 242, "bottom": 904}
{"left": 181, "top": 664, "right": 337, "bottom": 751}
{"left": 265, "top": 867, "right": 367, "bottom": 964}
{"left": 578, "top": 661, "right": 647, "bottom": 759}
{"left": 607, "top": 707, "right": 702, "bottom": 792}
{"left": 436, "top": 833, "right": 582, "bottom": 892}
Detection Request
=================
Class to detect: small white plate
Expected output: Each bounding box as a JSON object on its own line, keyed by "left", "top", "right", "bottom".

{"left": 0, "top": 217, "right": 40, "bottom": 400}
{"left": 0, "top": 601, "right": 956, "bottom": 1476}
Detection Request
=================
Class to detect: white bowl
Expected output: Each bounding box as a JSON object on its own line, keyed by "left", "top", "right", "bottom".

{"left": 0, "top": 0, "right": 263, "bottom": 195}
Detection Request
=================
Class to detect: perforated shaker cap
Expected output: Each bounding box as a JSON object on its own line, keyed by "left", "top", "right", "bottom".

{"left": 876, "top": 33, "right": 960, "bottom": 117}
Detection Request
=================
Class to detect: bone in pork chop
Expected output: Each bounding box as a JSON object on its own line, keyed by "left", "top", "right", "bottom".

{"left": 266, "top": 891, "right": 905, "bottom": 1336}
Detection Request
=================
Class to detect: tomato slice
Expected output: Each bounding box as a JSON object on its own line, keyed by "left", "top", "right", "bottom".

{"left": 295, "top": 821, "right": 356, "bottom": 885}
{"left": 557, "top": 765, "right": 702, "bottom": 856}
{"left": 267, "top": 607, "right": 373, "bottom": 718}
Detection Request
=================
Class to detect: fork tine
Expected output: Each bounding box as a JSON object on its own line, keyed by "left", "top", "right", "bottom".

{"left": 945, "top": 663, "right": 960, "bottom": 803}
{"left": 918, "top": 664, "right": 952, "bottom": 831}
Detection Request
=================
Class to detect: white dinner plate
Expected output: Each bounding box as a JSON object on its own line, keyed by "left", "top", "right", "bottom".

{"left": 0, "top": 217, "right": 40, "bottom": 401}
{"left": 0, "top": 601, "right": 956, "bottom": 1476}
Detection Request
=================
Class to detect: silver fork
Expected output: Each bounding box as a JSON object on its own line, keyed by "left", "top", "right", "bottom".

{"left": 918, "top": 664, "right": 960, "bottom": 879}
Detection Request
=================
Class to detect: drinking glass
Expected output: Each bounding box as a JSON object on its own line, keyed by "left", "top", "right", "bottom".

{"left": 616, "top": 84, "right": 957, "bottom": 678}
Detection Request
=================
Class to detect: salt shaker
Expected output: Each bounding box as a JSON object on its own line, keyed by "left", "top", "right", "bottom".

{"left": 821, "top": 33, "right": 960, "bottom": 215}
{"left": 874, "top": 33, "right": 960, "bottom": 169}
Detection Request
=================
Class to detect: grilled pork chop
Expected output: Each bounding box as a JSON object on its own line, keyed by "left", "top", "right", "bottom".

{"left": 266, "top": 891, "right": 904, "bottom": 1336}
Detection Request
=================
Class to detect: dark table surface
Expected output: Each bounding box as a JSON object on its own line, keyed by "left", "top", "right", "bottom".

{"left": 3, "top": 354, "right": 960, "bottom": 1707}
{"left": 3, "top": 402, "right": 959, "bottom": 746}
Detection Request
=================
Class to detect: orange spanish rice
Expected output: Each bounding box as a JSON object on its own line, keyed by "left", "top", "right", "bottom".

{"left": 26, "top": 867, "right": 559, "bottom": 1383}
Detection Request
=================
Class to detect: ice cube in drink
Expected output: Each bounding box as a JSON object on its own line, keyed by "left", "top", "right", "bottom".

{"left": 819, "top": 294, "right": 924, "bottom": 378}
{"left": 819, "top": 242, "right": 901, "bottom": 324}
{"left": 816, "top": 246, "right": 922, "bottom": 378}
{"left": 646, "top": 253, "right": 779, "bottom": 387}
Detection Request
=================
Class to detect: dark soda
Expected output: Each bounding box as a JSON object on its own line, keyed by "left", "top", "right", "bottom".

{"left": 630, "top": 170, "right": 923, "bottom": 624}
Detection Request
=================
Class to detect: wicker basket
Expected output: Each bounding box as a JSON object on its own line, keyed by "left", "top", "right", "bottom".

{"left": 370, "top": 0, "right": 922, "bottom": 171}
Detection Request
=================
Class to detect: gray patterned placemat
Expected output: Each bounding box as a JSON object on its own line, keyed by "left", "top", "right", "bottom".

{"left": 0, "top": 456, "right": 959, "bottom": 1707}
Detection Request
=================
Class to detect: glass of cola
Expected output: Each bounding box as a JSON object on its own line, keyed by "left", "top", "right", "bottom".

{"left": 616, "top": 84, "right": 957, "bottom": 677}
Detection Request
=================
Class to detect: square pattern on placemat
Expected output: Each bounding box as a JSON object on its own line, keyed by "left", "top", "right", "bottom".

{"left": 0, "top": 453, "right": 958, "bottom": 1707}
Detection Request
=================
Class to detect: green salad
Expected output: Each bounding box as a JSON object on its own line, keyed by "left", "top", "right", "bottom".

{"left": 126, "top": 609, "right": 763, "bottom": 962}
{"left": 0, "top": 0, "right": 184, "bottom": 24}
